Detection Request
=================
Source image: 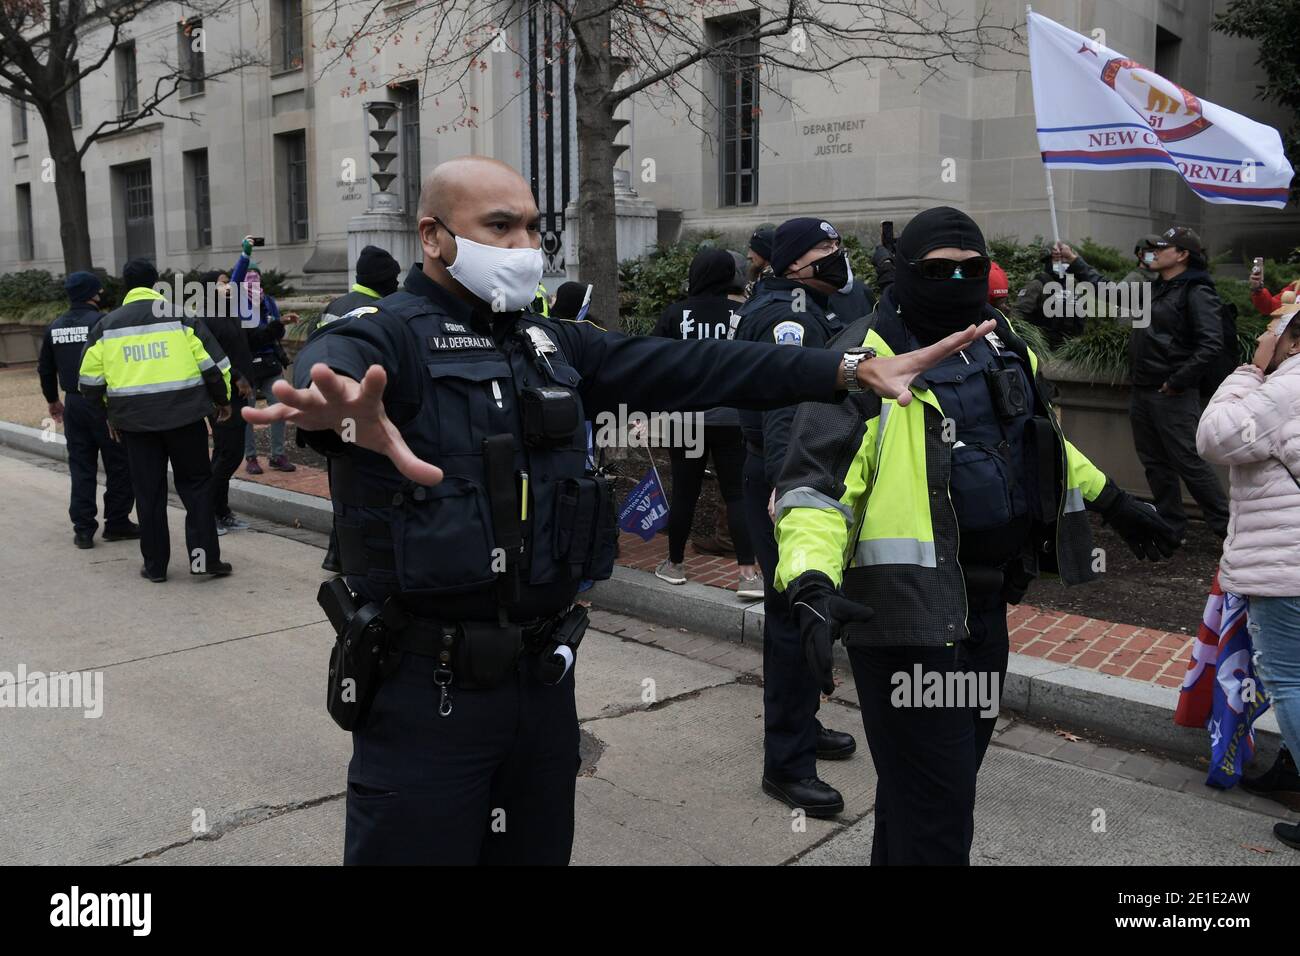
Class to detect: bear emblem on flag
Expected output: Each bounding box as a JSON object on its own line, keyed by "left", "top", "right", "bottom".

{"left": 1100, "top": 58, "right": 1213, "bottom": 143}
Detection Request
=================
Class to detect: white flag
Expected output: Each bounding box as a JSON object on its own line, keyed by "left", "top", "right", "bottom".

{"left": 1028, "top": 10, "right": 1294, "bottom": 208}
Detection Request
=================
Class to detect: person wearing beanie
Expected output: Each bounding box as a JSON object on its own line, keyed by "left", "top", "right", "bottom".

{"left": 197, "top": 270, "right": 258, "bottom": 539}
{"left": 79, "top": 259, "right": 234, "bottom": 582}
{"left": 550, "top": 281, "right": 598, "bottom": 324}
{"left": 308, "top": 244, "right": 403, "bottom": 570}
{"left": 773, "top": 205, "right": 1178, "bottom": 864}
{"left": 228, "top": 235, "right": 300, "bottom": 474}
{"left": 37, "top": 270, "right": 137, "bottom": 549}
{"left": 651, "top": 248, "right": 761, "bottom": 600}
{"left": 732, "top": 217, "right": 861, "bottom": 818}
{"left": 745, "top": 224, "right": 776, "bottom": 292}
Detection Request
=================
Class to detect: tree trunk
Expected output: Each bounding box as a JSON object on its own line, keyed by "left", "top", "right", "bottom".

{"left": 40, "top": 96, "right": 93, "bottom": 274}
{"left": 571, "top": 2, "right": 622, "bottom": 332}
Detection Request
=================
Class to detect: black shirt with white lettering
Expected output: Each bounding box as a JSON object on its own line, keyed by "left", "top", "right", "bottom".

{"left": 39, "top": 304, "right": 102, "bottom": 400}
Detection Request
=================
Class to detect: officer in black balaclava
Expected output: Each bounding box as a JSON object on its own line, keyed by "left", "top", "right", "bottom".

{"left": 776, "top": 205, "right": 1178, "bottom": 864}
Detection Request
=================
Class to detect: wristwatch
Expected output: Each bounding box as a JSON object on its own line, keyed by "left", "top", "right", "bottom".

{"left": 841, "top": 346, "right": 877, "bottom": 393}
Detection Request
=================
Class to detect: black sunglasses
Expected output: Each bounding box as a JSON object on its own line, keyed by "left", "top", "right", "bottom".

{"left": 910, "top": 256, "right": 992, "bottom": 280}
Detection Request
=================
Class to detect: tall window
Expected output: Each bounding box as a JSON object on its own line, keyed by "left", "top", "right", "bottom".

{"left": 16, "top": 184, "right": 34, "bottom": 260}
{"left": 185, "top": 149, "right": 212, "bottom": 248}
{"left": 11, "top": 101, "right": 27, "bottom": 144}
{"left": 179, "top": 19, "right": 205, "bottom": 96}
{"left": 117, "top": 42, "right": 138, "bottom": 118}
{"left": 713, "top": 18, "right": 759, "bottom": 207}
{"left": 395, "top": 83, "right": 422, "bottom": 217}
{"left": 274, "top": 0, "right": 304, "bottom": 72}
{"left": 68, "top": 61, "right": 82, "bottom": 127}
{"left": 277, "top": 130, "right": 309, "bottom": 241}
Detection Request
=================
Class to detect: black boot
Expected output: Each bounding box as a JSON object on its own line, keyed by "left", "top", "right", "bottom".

{"left": 761, "top": 776, "right": 845, "bottom": 818}
{"left": 816, "top": 726, "right": 857, "bottom": 760}
{"left": 1242, "top": 748, "right": 1300, "bottom": 810}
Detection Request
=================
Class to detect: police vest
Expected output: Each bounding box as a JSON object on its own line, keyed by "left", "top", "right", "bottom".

{"left": 328, "top": 293, "right": 614, "bottom": 618}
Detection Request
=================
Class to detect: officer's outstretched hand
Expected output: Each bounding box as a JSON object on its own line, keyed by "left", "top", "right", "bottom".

{"left": 787, "top": 571, "right": 874, "bottom": 697}
{"left": 857, "top": 319, "right": 997, "bottom": 406}
{"left": 1088, "top": 478, "right": 1179, "bottom": 561}
{"left": 243, "top": 363, "right": 444, "bottom": 487}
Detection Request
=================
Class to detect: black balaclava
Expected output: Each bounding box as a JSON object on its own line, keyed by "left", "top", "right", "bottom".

{"left": 893, "top": 206, "right": 989, "bottom": 344}
{"left": 688, "top": 248, "right": 738, "bottom": 298}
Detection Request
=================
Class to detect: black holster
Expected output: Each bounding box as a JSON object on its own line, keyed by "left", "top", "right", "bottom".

{"left": 319, "top": 578, "right": 390, "bottom": 731}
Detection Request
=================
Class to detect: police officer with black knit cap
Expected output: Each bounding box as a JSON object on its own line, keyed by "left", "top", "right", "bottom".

{"left": 244, "top": 157, "right": 997, "bottom": 865}
{"left": 774, "top": 206, "right": 1179, "bottom": 863}
{"left": 313, "top": 245, "right": 403, "bottom": 571}
{"left": 734, "top": 217, "right": 860, "bottom": 818}
{"left": 745, "top": 224, "right": 776, "bottom": 294}
{"left": 38, "top": 271, "right": 137, "bottom": 548}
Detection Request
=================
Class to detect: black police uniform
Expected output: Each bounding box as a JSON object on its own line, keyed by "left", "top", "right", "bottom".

{"left": 850, "top": 303, "right": 1036, "bottom": 864}
{"left": 204, "top": 312, "right": 256, "bottom": 523}
{"left": 37, "top": 305, "right": 134, "bottom": 538}
{"left": 295, "top": 264, "right": 846, "bottom": 865}
{"left": 733, "top": 277, "right": 844, "bottom": 785}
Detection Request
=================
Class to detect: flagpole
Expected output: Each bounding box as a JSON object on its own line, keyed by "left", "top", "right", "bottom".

{"left": 1027, "top": 4, "right": 1063, "bottom": 246}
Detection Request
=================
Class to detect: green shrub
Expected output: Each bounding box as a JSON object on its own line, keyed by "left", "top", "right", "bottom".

{"left": 0, "top": 270, "right": 64, "bottom": 309}
{"left": 1056, "top": 321, "right": 1131, "bottom": 383}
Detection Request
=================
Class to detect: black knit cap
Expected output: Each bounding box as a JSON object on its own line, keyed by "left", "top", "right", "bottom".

{"left": 551, "top": 281, "right": 591, "bottom": 320}
{"left": 748, "top": 225, "right": 776, "bottom": 263}
{"left": 64, "top": 271, "right": 103, "bottom": 304}
{"left": 121, "top": 258, "right": 159, "bottom": 291}
{"left": 355, "top": 245, "right": 401, "bottom": 294}
{"left": 896, "top": 206, "right": 987, "bottom": 261}
{"left": 771, "top": 217, "right": 841, "bottom": 276}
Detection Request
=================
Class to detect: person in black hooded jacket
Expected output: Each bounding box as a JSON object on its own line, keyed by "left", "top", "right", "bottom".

{"left": 1128, "top": 227, "right": 1230, "bottom": 539}
{"left": 651, "top": 248, "right": 760, "bottom": 598}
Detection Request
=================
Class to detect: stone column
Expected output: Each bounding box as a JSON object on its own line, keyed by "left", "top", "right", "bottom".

{"left": 563, "top": 168, "right": 658, "bottom": 283}
{"left": 346, "top": 101, "right": 417, "bottom": 286}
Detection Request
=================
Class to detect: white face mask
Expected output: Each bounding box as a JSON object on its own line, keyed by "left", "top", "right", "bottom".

{"left": 438, "top": 222, "right": 544, "bottom": 312}
{"left": 1052, "top": 261, "right": 1069, "bottom": 278}
{"left": 1142, "top": 251, "right": 1158, "bottom": 267}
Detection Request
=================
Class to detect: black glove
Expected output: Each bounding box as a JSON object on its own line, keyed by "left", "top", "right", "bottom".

{"left": 787, "top": 571, "right": 875, "bottom": 696}
{"left": 1089, "top": 479, "right": 1179, "bottom": 561}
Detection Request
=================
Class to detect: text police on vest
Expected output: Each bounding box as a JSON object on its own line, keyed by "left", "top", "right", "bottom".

{"left": 121, "top": 342, "right": 170, "bottom": 361}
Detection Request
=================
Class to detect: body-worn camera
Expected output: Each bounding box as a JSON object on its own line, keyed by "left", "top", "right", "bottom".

{"left": 987, "top": 366, "right": 1028, "bottom": 422}
{"left": 521, "top": 386, "right": 579, "bottom": 447}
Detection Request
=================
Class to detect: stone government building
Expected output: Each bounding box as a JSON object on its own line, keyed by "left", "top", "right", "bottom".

{"left": 2, "top": 0, "right": 1296, "bottom": 292}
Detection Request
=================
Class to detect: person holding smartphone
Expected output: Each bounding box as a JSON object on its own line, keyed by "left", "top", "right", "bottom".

{"left": 1248, "top": 254, "right": 1300, "bottom": 317}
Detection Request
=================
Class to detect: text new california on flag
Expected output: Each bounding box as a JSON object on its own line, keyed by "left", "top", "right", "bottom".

{"left": 1028, "top": 10, "right": 1294, "bottom": 207}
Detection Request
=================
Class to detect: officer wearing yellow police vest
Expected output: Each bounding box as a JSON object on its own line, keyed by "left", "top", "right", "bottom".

{"left": 773, "top": 208, "right": 1178, "bottom": 865}
{"left": 79, "top": 259, "right": 235, "bottom": 583}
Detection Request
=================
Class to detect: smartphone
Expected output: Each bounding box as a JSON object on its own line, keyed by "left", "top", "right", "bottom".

{"left": 881, "top": 220, "right": 895, "bottom": 252}
{"left": 249, "top": 236, "right": 266, "bottom": 247}
{"left": 1251, "top": 256, "right": 1264, "bottom": 277}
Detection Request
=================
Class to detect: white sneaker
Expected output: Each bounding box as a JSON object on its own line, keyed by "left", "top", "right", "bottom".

{"left": 737, "top": 569, "right": 764, "bottom": 599}
{"left": 655, "top": 560, "right": 687, "bottom": 585}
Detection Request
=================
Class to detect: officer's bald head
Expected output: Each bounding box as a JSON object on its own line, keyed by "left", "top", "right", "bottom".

{"left": 416, "top": 157, "right": 541, "bottom": 299}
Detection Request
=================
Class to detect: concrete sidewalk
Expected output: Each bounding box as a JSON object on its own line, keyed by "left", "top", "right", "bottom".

{"left": 1, "top": 446, "right": 1294, "bottom": 866}
{"left": 0, "top": 416, "right": 1280, "bottom": 764}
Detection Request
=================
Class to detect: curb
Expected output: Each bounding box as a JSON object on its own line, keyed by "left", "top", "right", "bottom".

{"left": 5, "top": 419, "right": 1279, "bottom": 764}
{"left": 588, "top": 562, "right": 1282, "bottom": 763}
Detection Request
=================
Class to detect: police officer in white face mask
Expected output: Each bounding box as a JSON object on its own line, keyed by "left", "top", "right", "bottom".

{"left": 245, "top": 157, "right": 998, "bottom": 865}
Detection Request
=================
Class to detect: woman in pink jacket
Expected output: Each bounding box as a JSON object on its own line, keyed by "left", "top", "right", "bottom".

{"left": 1197, "top": 296, "right": 1300, "bottom": 851}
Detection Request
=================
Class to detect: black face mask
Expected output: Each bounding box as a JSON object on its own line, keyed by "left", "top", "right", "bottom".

{"left": 892, "top": 206, "right": 990, "bottom": 344}
{"left": 808, "top": 249, "right": 851, "bottom": 293}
